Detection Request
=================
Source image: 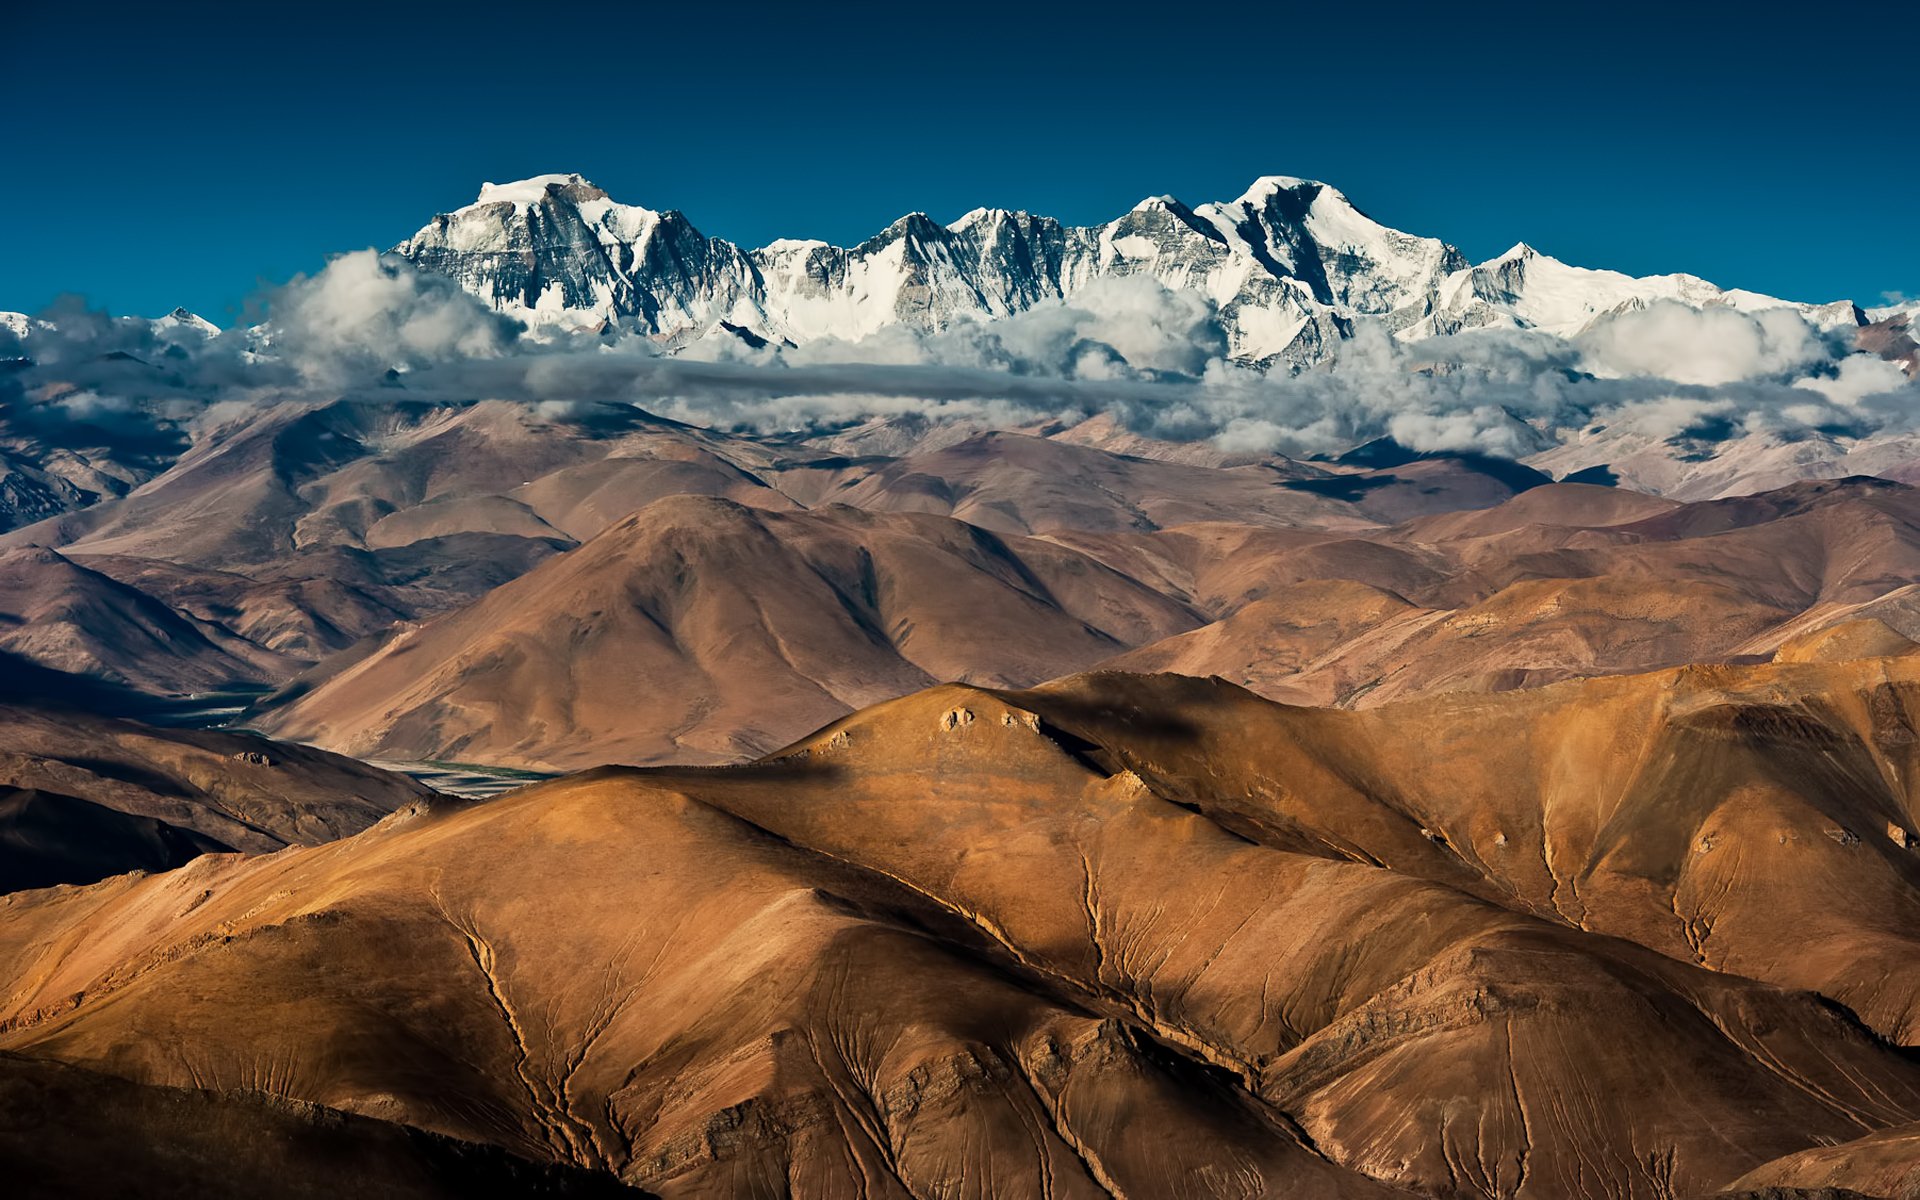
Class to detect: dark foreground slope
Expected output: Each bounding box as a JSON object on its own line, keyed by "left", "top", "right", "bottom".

{"left": 0, "top": 699, "right": 432, "bottom": 890}
{"left": 6, "top": 662, "right": 1920, "bottom": 1197}
{"left": 0, "top": 1051, "right": 648, "bottom": 1199}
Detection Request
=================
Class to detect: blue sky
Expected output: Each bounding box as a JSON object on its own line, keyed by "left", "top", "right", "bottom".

{"left": 6, "top": 0, "right": 1913, "bottom": 323}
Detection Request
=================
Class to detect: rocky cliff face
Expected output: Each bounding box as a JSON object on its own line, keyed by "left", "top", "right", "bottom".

{"left": 394, "top": 173, "right": 1862, "bottom": 368}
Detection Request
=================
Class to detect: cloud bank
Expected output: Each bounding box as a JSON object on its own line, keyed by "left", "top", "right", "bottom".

{"left": 266, "top": 250, "right": 521, "bottom": 381}
{"left": 4, "top": 252, "right": 1915, "bottom": 471}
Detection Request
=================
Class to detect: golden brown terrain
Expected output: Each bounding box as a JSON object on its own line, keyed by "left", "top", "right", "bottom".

{"left": 255, "top": 497, "right": 1204, "bottom": 766}
{"left": 19, "top": 391, "right": 1920, "bottom": 776}
{"left": 258, "top": 475, "right": 1920, "bottom": 770}
{"left": 10, "top": 396, "right": 1920, "bottom": 1196}
{"left": 7, "top": 657, "right": 1920, "bottom": 1196}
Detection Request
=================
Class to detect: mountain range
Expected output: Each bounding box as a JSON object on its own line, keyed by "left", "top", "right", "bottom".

{"left": 10, "top": 379, "right": 1920, "bottom": 771}
{"left": 392, "top": 173, "right": 1868, "bottom": 367}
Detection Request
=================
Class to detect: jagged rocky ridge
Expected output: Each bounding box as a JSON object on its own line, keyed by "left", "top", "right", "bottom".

{"left": 394, "top": 173, "right": 1865, "bottom": 368}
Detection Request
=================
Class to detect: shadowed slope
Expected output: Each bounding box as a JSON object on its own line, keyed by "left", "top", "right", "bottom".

{"left": 0, "top": 788, "right": 228, "bottom": 892}
{"left": 0, "top": 701, "right": 432, "bottom": 879}
{"left": 0, "top": 1051, "right": 649, "bottom": 1199}
{"left": 0, "top": 546, "right": 297, "bottom": 692}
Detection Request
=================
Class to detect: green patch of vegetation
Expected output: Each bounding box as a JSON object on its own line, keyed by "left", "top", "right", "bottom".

{"left": 415, "top": 760, "right": 555, "bottom": 780}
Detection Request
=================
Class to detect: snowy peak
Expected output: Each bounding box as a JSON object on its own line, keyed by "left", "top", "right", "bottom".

{"left": 468, "top": 173, "right": 608, "bottom": 210}
{"left": 392, "top": 174, "right": 1865, "bottom": 367}
{"left": 1423, "top": 244, "right": 1864, "bottom": 340}
{"left": 156, "top": 307, "right": 220, "bottom": 337}
{"left": 1130, "top": 194, "right": 1187, "bottom": 213}
{"left": 0, "top": 309, "right": 218, "bottom": 345}
{"left": 395, "top": 173, "right": 749, "bottom": 333}
{"left": 1234, "top": 174, "right": 1329, "bottom": 203}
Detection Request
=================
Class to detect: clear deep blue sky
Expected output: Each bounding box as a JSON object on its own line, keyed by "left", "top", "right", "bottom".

{"left": 6, "top": 0, "right": 1913, "bottom": 323}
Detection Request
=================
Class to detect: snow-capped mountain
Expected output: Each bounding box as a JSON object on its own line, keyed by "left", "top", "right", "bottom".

{"left": 1861, "top": 301, "right": 1919, "bottom": 379}
{"left": 152, "top": 306, "right": 221, "bottom": 338}
{"left": 395, "top": 173, "right": 1864, "bottom": 368}
{"left": 0, "top": 307, "right": 219, "bottom": 345}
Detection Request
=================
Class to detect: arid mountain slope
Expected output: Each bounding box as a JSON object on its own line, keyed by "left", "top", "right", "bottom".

{"left": 0, "top": 700, "right": 431, "bottom": 888}
{"left": 0, "top": 545, "right": 297, "bottom": 692}
{"left": 257, "top": 497, "right": 1204, "bottom": 768}
{"left": 1860, "top": 311, "right": 1918, "bottom": 378}
{"left": 1103, "top": 477, "right": 1920, "bottom": 705}
{"left": 1000, "top": 663, "right": 1920, "bottom": 1045}
{"left": 0, "top": 399, "right": 1372, "bottom": 702}
{"left": 0, "top": 400, "right": 1379, "bottom": 571}
{"left": 811, "top": 430, "right": 1373, "bottom": 534}
{"left": 20, "top": 383, "right": 1920, "bottom": 785}
{"left": 1, "top": 399, "right": 774, "bottom": 567}
{"left": 7, "top": 664, "right": 1920, "bottom": 1197}
{"left": 1725, "top": 1121, "right": 1920, "bottom": 1197}
{"left": 260, "top": 476, "right": 1920, "bottom": 769}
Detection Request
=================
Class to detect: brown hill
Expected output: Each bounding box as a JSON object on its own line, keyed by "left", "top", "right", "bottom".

{"left": 0, "top": 701, "right": 431, "bottom": 884}
{"left": 257, "top": 496, "right": 1203, "bottom": 768}
{"left": 1773, "top": 617, "right": 1920, "bottom": 664}
{"left": 241, "top": 476, "right": 1920, "bottom": 771}
{"left": 1097, "top": 478, "right": 1920, "bottom": 710}
{"left": 1095, "top": 579, "right": 1438, "bottom": 703}
{"left": 0, "top": 400, "right": 800, "bottom": 692}
{"left": 1859, "top": 311, "right": 1918, "bottom": 378}
{"left": 0, "top": 787, "right": 227, "bottom": 893}
{"left": 1725, "top": 1120, "right": 1920, "bottom": 1197}
{"left": 7, "top": 663, "right": 1920, "bottom": 1197}
{"left": 0, "top": 399, "right": 716, "bottom": 566}
{"left": 0, "top": 400, "right": 1375, "bottom": 711}
{"left": 71, "top": 553, "right": 417, "bottom": 659}
{"left": 1391, "top": 480, "right": 1681, "bottom": 541}
{"left": 0, "top": 546, "right": 297, "bottom": 692}
{"left": 1105, "top": 573, "right": 1795, "bottom": 706}
{"left": 20, "top": 389, "right": 1920, "bottom": 785}
{"left": 1004, "top": 663, "right": 1920, "bottom": 1045}
{"left": 815, "top": 429, "right": 1372, "bottom": 535}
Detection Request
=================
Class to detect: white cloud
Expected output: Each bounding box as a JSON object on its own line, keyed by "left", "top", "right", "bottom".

{"left": 266, "top": 250, "right": 521, "bottom": 382}
{"left": 786, "top": 275, "right": 1227, "bottom": 381}
{"left": 10, "top": 266, "right": 1918, "bottom": 476}
{"left": 1575, "top": 302, "right": 1827, "bottom": 386}
{"left": 1794, "top": 354, "right": 1910, "bottom": 408}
